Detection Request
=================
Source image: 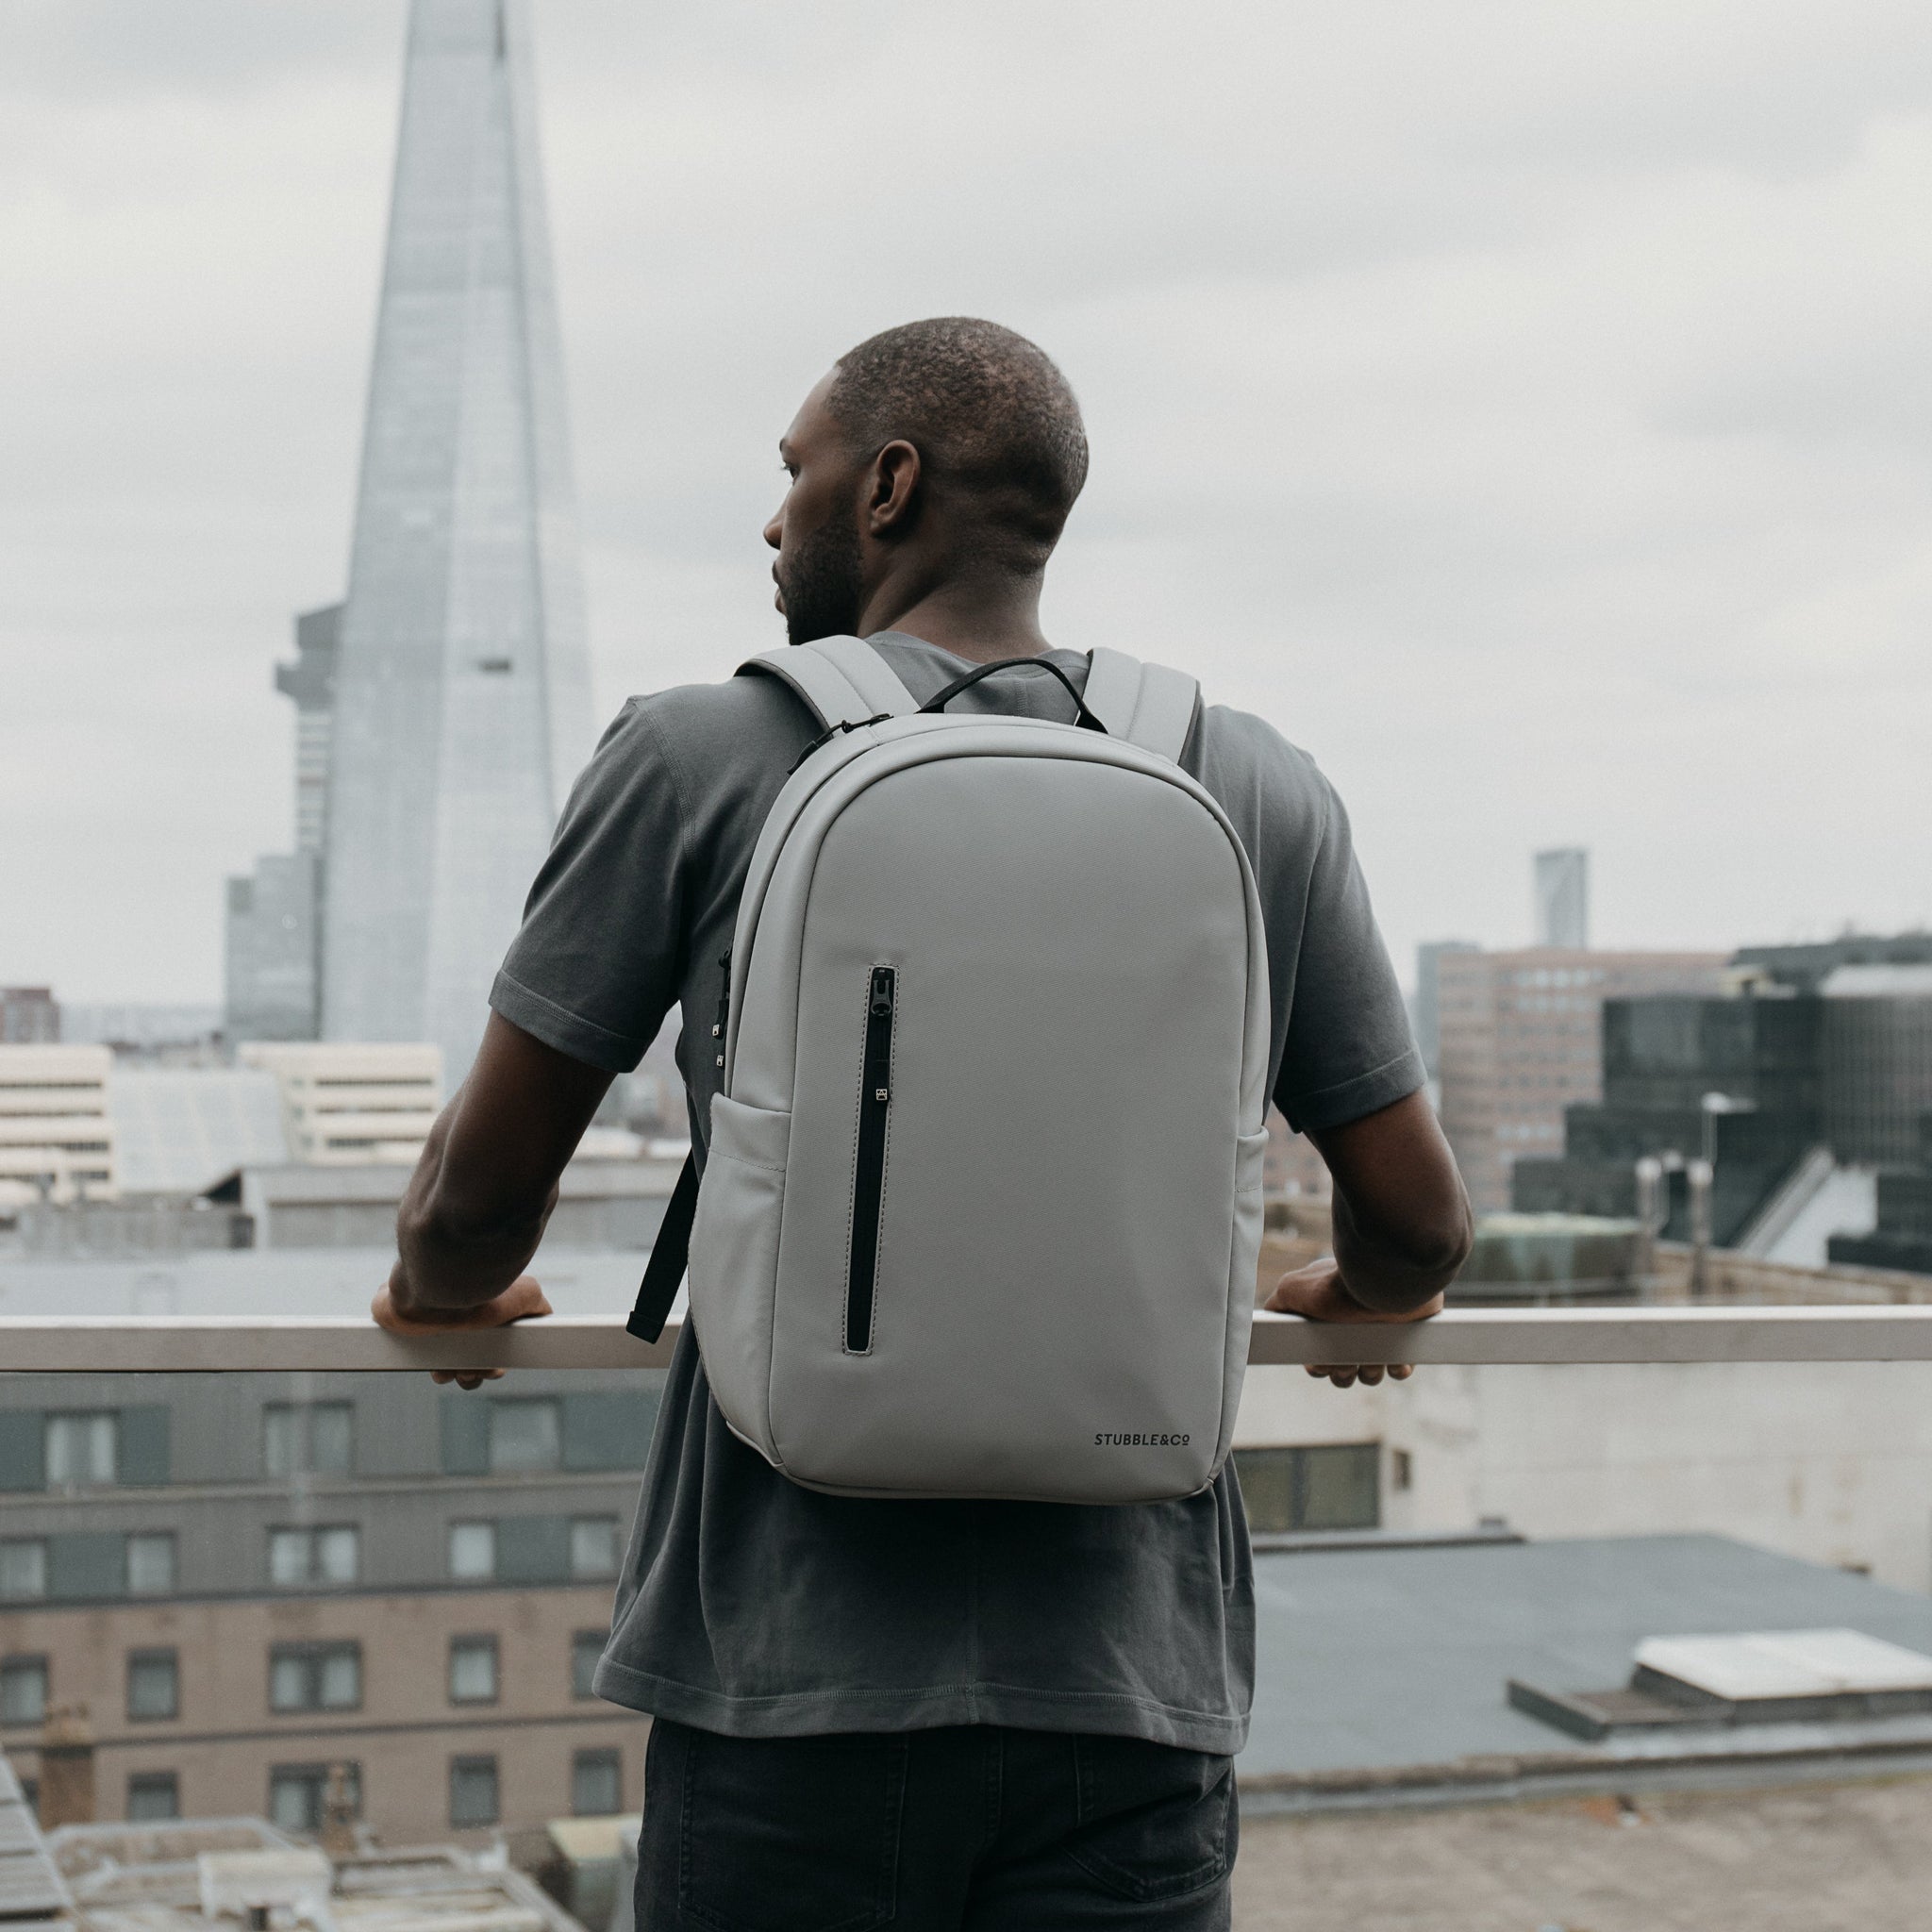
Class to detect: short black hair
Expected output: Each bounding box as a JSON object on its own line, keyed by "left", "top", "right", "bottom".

{"left": 824, "top": 317, "right": 1089, "bottom": 572}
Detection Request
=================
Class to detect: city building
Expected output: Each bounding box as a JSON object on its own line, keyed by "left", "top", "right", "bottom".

{"left": 1435, "top": 948, "right": 1728, "bottom": 1213}
{"left": 1733, "top": 929, "right": 1932, "bottom": 994}
{"left": 1532, "top": 846, "right": 1589, "bottom": 950}
{"left": 1410, "top": 941, "right": 1477, "bottom": 1083}
{"left": 0, "top": 1372, "right": 658, "bottom": 1843}
{"left": 0, "top": 992, "right": 59, "bottom": 1047}
{"left": 1234, "top": 1346, "right": 1932, "bottom": 1591}
{"left": 58, "top": 1008, "right": 222, "bottom": 1061}
{"left": 237, "top": 1045, "right": 442, "bottom": 1167}
{"left": 1820, "top": 964, "right": 1932, "bottom": 1166}
{"left": 319, "top": 0, "right": 594, "bottom": 1086}
{"left": 0, "top": 1049, "right": 116, "bottom": 1208}
{"left": 223, "top": 609, "right": 343, "bottom": 1047}
{"left": 222, "top": 1157, "right": 676, "bottom": 1252}
{"left": 1509, "top": 989, "right": 1823, "bottom": 1242}
{"left": 224, "top": 856, "right": 323, "bottom": 1046}
{"left": 1831, "top": 1110, "right": 1932, "bottom": 1276}
{"left": 279, "top": 606, "right": 341, "bottom": 861}
{"left": 1507, "top": 957, "right": 1932, "bottom": 1263}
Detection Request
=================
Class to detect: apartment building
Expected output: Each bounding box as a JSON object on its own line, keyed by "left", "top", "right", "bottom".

{"left": 237, "top": 1044, "right": 442, "bottom": 1166}
{"left": 0, "top": 1369, "right": 660, "bottom": 1843}
{"left": 0, "top": 1046, "right": 117, "bottom": 1208}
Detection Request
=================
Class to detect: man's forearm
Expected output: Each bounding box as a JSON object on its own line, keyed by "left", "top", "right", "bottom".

{"left": 390, "top": 1105, "right": 556, "bottom": 1315}
{"left": 1329, "top": 1180, "right": 1472, "bottom": 1314}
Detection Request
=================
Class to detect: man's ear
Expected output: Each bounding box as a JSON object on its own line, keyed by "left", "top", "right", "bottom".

{"left": 867, "top": 440, "right": 922, "bottom": 537}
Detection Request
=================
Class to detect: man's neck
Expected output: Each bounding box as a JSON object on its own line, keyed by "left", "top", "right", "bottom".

{"left": 858, "top": 574, "right": 1051, "bottom": 666}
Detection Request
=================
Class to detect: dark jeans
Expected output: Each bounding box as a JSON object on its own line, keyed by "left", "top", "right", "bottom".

{"left": 636, "top": 1717, "right": 1237, "bottom": 1930}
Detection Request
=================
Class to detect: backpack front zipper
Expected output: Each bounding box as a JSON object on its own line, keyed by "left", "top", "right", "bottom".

{"left": 846, "top": 965, "right": 896, "bottom": 1353}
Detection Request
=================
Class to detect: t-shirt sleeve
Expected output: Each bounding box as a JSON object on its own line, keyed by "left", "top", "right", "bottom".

{"left": 1273, "top": 775, "right": 1426, "bottom": 1134}
{"left": 489, "top": 700, "right": 687, "bottom": 1074}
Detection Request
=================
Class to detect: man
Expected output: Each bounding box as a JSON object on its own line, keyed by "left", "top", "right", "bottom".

{"left": 375, "top": 318, "right": 1472, "bottom": 1925}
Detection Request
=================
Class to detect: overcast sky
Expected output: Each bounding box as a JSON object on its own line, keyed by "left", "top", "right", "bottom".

{"left": 4, "top": 0, "right": 1930, "bottom": 1004}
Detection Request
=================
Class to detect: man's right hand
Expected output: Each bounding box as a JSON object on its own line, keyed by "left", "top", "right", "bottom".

{"left": 1265, "top": 1257, "right": 1443, "bottom": 1390}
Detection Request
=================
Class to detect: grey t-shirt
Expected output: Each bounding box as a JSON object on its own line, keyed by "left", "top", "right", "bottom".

{"left": 491, "top": 633, "right": 1423, "bottom": 1755}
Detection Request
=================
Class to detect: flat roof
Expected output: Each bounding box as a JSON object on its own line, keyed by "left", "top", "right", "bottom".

{"left": 1242, "top": 1533, "right": 1932, "bottom": 1790}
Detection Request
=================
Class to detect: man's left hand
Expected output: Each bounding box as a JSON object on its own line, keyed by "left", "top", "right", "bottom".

{"left": 372, "top": 1274, "right": 554, "bottom": 1390}
{"left": 1265, "top": 1257, "right": 1442, "bottom": 1390}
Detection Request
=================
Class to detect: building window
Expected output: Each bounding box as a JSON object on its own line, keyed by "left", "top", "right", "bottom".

{"left": 309, "top": 1404, "right": 353, "bottom": 1475}
{"left": 449, "top": 1522, "right": 496, "bottom": 1583}
{"left": 571, "top": 1749, "right": 622, "bottom": 1818}
{"left": 269, "top": 1642, "right": 361, "bottom": 1714}
{"left": 45, "top": 1412, "right": 117, "bottom": 1488}
{"left": 449, "top": 1756, "right": 500, "bottom": 1829}
{"left": 264, "top": 1403, "right": 354, "bottom": 1479}
{"left": 269, "top": 1762, "right": 360, "bottom": 1835}
{"left": 1232, "top": 1443, "right": 1382, "bottom": 1535}
{"left": 569, "top": 1517, "right": 619, "bottom": 1581}
{"left": 126, "top": 1649, "right": 179, "bottom": 1722}
{"left": 0, "top": 1541, "right": 47, "bottom": 1601}
{"left": 571, "top": 1630, "right": 605, "bottom": 1701}
{"left": 126, "top": 1773, "right": 180, "bottom": 1822}
{"left": 268, "top": 1525, "right": 359, "bottom": 1588}
{"left": 448, "top": 1637, "right": 498, "bottom": 1706}
{"left": 1391, "top": 1448, "right": 1414, "bottom": 1492}
{"left": 489, "top": 1400, "right": 560, "bottom": 1474}
{"left": 126, "top": 1533, "right": 176, "bottom": 1596}
{"left": 0, "top": 1657, "right": 48, "bottom": 1727}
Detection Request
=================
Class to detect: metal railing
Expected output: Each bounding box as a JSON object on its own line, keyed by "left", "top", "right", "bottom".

{"left": 6, "top": 1306, "right": 1932, "bottom": 1372}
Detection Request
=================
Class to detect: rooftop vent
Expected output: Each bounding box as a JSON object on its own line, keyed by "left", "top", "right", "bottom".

{"left": 1510, "top": 1627, "right": 1932, "bottom": 1741}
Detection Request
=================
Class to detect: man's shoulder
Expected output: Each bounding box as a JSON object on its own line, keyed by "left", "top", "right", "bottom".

{"left": 586, "top": 671, "right": 814, "bottom": 793}
{"left": 1191, "top": 695, "right": 1335, "bottom": 832}
{"left": 620, "top": 668, "right": 813, "bottom": 751}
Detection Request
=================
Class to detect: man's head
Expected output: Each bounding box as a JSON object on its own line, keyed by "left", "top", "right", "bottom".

{"left": 765, "top": 318, "right": 1088, "bottom": 646}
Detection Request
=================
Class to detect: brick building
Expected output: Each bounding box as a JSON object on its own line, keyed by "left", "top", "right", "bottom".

{"left": 0, "top": 1370, "right": 660, "bottom": 1843}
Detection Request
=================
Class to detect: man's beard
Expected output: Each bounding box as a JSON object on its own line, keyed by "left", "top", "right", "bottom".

{"left": 778, "top": 515, "right": 864, "bottom": 646}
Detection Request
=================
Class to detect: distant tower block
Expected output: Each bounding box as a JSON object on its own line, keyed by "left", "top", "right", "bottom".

{"left": 1535, "top": 847, "right": 1590, "bottom": 951}
{"left": 278, "top": 604, "right": 341, "bottom": 857}
{"left": 321, "top": 0, "right": 594, "bottom": 1083}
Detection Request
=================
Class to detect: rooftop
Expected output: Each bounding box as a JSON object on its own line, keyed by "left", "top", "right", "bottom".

{"left": 43, "top": 1818, "right": 587, "bottom": 1932}
{"left": 1241, "top": 1532, "right": 1932, "bottom": 1807}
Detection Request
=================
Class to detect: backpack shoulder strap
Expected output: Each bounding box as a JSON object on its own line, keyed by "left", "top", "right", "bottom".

{"left": 1082, "top": 647, "right": 1200, "bottom": 763}
{"left": 740, "top": 635, "right": 919, "bottom": 730}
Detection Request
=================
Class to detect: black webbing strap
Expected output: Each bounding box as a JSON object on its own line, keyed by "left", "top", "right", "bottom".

{"left": 627, "top": 1151, "right": 699, "bottom": 1342}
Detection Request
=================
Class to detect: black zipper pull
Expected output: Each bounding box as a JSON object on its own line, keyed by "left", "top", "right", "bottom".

{"left": 712, "top": 947, "right": 733, "bottom": 1072}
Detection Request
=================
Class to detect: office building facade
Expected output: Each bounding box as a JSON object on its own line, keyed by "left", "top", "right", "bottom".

{"left": 1819, "top": 966, "right": 1932, "bottom": 1168}
{"left": 1511, "top": 991, "right": 1825, "bottom": 1243}
{"left": 1436, "top": 949, "right": 1728, "bottom": 1213}
{"left": 237, "top": 1043, "right": 442, "bottom": 1167}
{"left": 0, "top": 1371, "right": 658, "bottom": 1843}
{"left": 0, "top": 1047, "right": 116, "bottom": 1208}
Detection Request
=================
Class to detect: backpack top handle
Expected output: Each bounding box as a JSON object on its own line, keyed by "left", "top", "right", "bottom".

{"left": 919, "top": 656, "right": 1108, "bottom": 733}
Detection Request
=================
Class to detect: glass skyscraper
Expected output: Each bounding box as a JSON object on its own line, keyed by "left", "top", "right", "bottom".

{"left": 321, "top": 0, "right": 593, "bottom": 1084}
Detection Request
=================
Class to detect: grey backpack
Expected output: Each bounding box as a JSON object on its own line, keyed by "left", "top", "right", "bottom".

{"left": 630, "top": 637, "right": 1269, "bottom": 1504}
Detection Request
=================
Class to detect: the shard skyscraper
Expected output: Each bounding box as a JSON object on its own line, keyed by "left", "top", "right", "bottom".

{"left": 321, "top": 0, "right": 594, "bottom": 1085}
